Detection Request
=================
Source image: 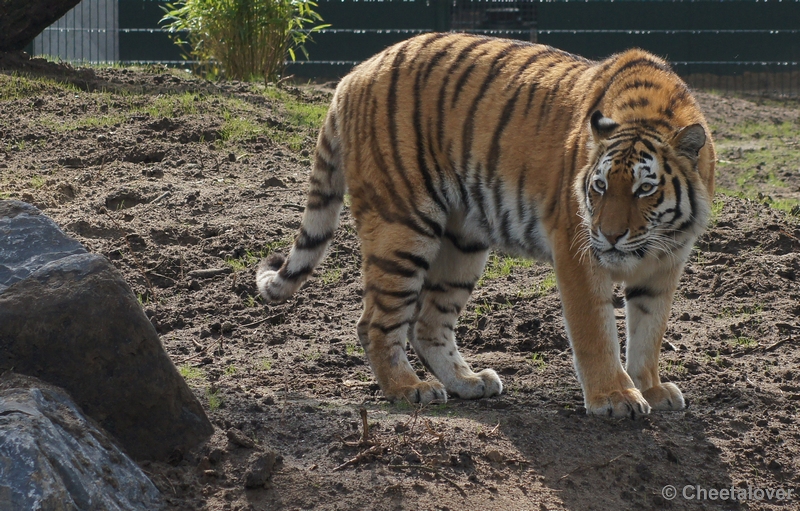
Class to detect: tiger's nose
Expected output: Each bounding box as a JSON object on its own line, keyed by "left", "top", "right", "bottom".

{"left": 603, "top": 229, "right": 628, "bottom": 246}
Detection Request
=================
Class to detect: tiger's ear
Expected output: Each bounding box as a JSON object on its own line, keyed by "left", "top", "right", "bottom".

{"left": 671, "top": 124, "right": 706, "bottom": 163}
{"left": 590, "top": 111, "right": 619, "bottom": 141}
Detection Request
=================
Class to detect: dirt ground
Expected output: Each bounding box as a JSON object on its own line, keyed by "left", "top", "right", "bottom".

{"left": 1, "top": 52, "right": 799, "bottom": 511}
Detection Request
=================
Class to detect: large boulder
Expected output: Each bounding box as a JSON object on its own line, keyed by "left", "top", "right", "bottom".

{"left": 0, "top": 200, "right": 214, "bottom": 461}
{"left": 0, "top": 373, "right": 162, "bottom": 511}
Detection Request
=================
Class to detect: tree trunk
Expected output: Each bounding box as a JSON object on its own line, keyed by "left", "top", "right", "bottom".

{"left": 0, "top": 0, "right": 83, "bottom": 51}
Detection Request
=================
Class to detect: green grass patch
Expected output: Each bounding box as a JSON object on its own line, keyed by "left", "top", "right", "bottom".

{"left": 0, "top": 73, "right": 79, "bottom": 101}
{"left": 178, "top": 364, "right": 205, "bottom": 380}
{"left": 346, "top": 343, "right": 364, "bottom": 356}
{"left": 225, "top": 249, "right": 267, "bottom": 272}
{"left": 478, "top": 253, "right": 533, "bottom": 287}
{"left": 733, "top": 336, "right": 757, "bottom": 348}
{"left": 29, "top": 175, "right": 45, "bottom": 189}
{"left": 320, "top": 266, "right": 342, "bottom": 285}
{"left": 206, "top": 388, "right": 224, "bottom": 410}
{"left": 142, "top": 92, "right": 200, "bottom": 118}
{"left": 528, "top": 352, "right": 546, "bottom": 371}
{"left": 220, "top": 111, "right": 263, "bottom": 144}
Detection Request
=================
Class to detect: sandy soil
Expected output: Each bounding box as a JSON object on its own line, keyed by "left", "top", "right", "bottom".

{"left": 1, "top": 52, "right": 799, "bottom": 511}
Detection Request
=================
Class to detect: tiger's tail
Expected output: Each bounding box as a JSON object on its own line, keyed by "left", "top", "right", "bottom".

{"left": 256, "top": 105, "right": 344, "bottom": 303}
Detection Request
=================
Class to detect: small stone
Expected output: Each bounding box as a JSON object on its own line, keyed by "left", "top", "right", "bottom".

{"left": 208, "top": 448, "right": 224, "bottom": 464}
{"left": 227, "top": 428, "right": 255, "bottom": 448}
{"left": 228, "top": 153, "right": 236, "bottom": 162}
{"left": 244, "top": 452, "right": 278, "bottom": 488}
{"left": 486, "top": 450, "right": 504, "bottom": 463}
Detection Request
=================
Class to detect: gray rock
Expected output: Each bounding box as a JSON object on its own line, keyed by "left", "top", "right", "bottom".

{"left": 243, "top": 451, "right": 278, "bottom": 488}
{"left": 0, "top": 200, "right": 86, "bottom": 293}
{"left": 0, "top": 373, "right": 163, "bottom": 511}
{"left": 0, "top": 202, "right": 214, "bottom": 460}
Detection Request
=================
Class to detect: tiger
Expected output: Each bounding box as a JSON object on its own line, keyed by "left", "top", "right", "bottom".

{"left": 257, "top": 32, "right": 715, "bottom": 418}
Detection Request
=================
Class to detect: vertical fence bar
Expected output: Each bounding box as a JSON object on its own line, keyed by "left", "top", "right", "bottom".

{"left": 27, "top": 0, "right": 800, "bottom": 97}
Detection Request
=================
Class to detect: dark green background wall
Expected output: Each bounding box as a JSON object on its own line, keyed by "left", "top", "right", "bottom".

{"left": 110, "top": 1, "right": 800, "bottom": 80}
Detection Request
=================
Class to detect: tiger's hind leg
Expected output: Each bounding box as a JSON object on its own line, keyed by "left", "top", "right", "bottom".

{"left": 409, "top": 230, "right": 503, "bottom": 400}
{"left": 356, "top": 221, "right": 447, "bottom": 405}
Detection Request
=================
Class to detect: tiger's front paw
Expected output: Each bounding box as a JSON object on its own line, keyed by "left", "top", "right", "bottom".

{"left": 386, "top": 381, "right": 447, "bottom": 405}
{"left": 447, "top": 369, "right": 503, "bottom": 399}
{"left": 642, "top": 383, "right": 685, "bottom": 411}
{"left": 586, "top": 387, "right": 651, "bottom": 418}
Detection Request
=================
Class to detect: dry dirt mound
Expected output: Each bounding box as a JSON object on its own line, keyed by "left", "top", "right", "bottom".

{"left": 1, "top": 54, "right": 798, "bottom": 510}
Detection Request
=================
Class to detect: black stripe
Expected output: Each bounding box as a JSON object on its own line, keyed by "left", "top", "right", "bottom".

{"left": 367, "top": 254, "right": 417, "bottom": 278}
{"left": 633, "top": 118, "right": 674, "bottom": 131}
{"left": 365, "top": 284, "right": 419, "bottom": 300}
{"left": 461, "top": 43, "right": 517, "bottom": 169}
{"left": 486, "top": 86, "right": 522, "bottom": 181}
{"left": 295, "top": 229, "right": 332, "bottom": 250}
{"left": 620, "top": 97, "right": 650, "bottom": 110}
{"left": 671, "top": 176, "right": 683, "bottom": 223}
{"left": 444, "top": 230, "right": 489, "bottom": 253}
{"left": 618, "top": 79, "right": 661, "bottom": 93}
{"left": 539, "top": 62, "right": 583, "bottom": 125}
{"left": 397, "top": 215, "right": 439, "bottom": 240}
{"left": 373, "top": 294, "right": 418, "bottom": 314}
{"left": 653, "top": 190, "right": 665, "bottom": 207}
{"left": 437, "top": 39, "right": 494, "bottom": 154}
{"left": 370, "top": 320, "right": 409, "bottom": 334}
{"left": 422, "top": 281, "right": 447, "bottom": 293}
{"left": 394, "top": 250, "right": 430, "bottom": 271}
{"left": 413, "top": 65, "right": 448, "bottom": 214}
{"left": 587, "top": 57, "right": 672, "bottom": 118}
{"left": 625, "top": 287, "right": 656, "bottom": 300}
{"left": 513, "top": 47, "right": 556, "bottom": 77}
{"left": 444, "top": 280, "right": 475, "bottom": 292}
{"left": 279, "top": 264, "right": 313, "bottom": 281}
{"left": 434, "top": 302, "right": 462, "bottom": 315}
{"left": 306, "top": 190, "right": 343, "bottom": 210}
{"left": 421, "top": 38, "right": 458, "bottom": 85}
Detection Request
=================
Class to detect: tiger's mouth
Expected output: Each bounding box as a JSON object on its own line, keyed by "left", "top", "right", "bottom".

{"left": 591, "top": 243, "right": 648, "bottom": 266}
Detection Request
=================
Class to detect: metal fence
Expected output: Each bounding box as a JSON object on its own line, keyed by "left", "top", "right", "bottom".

{"left": 29, "top": 0, "right": 800, "bottom": 97}
{"left": 33, "top": 0, "right": 119, "bottom": 63}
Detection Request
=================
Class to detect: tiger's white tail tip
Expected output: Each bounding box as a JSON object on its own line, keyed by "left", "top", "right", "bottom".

{"left": 256, "top": 254, "right": 293, "bottom": 303}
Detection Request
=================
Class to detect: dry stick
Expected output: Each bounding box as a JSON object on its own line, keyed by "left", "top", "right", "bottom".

{"left": 360, "top": 407, "right": 370, "bottom": 444}
{"left": 559, "top": 452, "right": 630, "bottom": 481}
{"left": 764, "top": 336, "right": 793, "bottom": 352}
{"left": 102, "top": 207, "right": 157, "bottom": 308}
{"left": 333, "top": 444, "right": 384, "bottom": 472}
{"left": 387, "top": 465, "right": 467, "bottom": 497}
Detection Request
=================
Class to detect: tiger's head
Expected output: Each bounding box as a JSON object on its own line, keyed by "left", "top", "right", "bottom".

{"left": 577, "top": 110, "right": 710, "bottom": 271}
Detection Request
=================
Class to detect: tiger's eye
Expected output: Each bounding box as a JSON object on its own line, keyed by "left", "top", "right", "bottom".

{"left": 639, "top": 183, "right": 654, "bottom": 194}
{"left": 594, "top": 180, "right": 606, "bottom": 191}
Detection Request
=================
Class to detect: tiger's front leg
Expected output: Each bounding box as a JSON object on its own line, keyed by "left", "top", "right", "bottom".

{"left": 553, "top": 246, "right": 651, "bottom": 418}
{"left": 624, "top": 263, "right": 686, "bottom": 410}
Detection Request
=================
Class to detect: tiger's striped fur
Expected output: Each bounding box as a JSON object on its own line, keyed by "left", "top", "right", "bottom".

{"left": 257, "top": 33, "right": 715, "bottom": 417}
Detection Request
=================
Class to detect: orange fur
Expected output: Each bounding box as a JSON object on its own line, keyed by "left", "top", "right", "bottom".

{"left": 258, "top": 33, "right": 715, "bottom": 416}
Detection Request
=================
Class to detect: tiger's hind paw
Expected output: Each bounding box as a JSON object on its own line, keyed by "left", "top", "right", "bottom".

{"left": 446, "top": 369, "right": 503, "bottom": 399}
{"left": 586, "top": 387, "right": 651, "bottom": 419}
{"left": 386, "top": 381, "right": 447, "bottom": 405}
{"left": 642, "top": 383, "right": 685, "bottom": 411}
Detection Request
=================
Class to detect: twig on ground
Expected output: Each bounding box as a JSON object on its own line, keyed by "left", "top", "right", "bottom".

{"left": 333, "top": 444, "right": 384, "bottom": 472}
{"left": 764, "top": 336, "right": 793, "bottom": 352}
{"left": 360, "top": 407, "right": 370, "bottom": 444}
{"left": 559, "top": 452, "right": 630, "bottom": 481}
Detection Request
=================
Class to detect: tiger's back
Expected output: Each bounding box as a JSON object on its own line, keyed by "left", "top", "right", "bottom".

{"left": 258, "top": 33, "right": 715, "bottom": 416}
